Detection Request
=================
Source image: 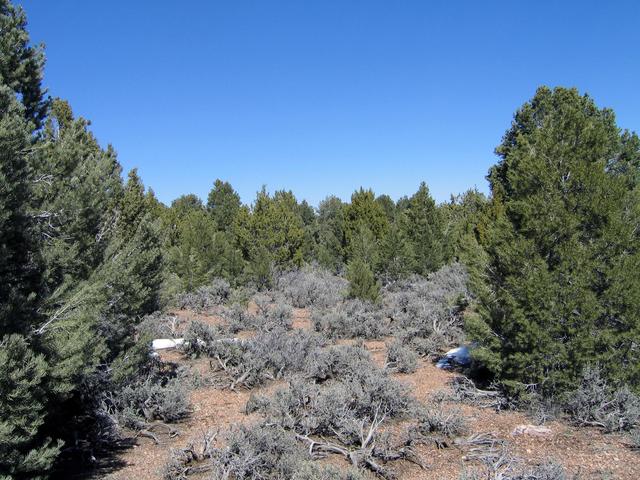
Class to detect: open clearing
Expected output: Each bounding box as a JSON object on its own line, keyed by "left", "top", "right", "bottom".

{"left": 96, "top": 306, "right": 639, "bottom": 480}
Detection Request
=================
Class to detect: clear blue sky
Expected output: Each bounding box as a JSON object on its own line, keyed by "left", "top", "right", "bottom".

{"left": 19, "top": 0, "right": 640, "bottom": 207}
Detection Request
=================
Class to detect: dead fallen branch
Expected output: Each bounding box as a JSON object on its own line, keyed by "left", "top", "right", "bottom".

{"left": 449, "top": 377, "right": 508, "bottom": 411}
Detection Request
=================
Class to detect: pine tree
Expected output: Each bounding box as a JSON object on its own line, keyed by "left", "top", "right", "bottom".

{"left": 0, "top": 335, "right": 62, "bottom": 478}
{"left": 207, "top": 179, "right": 241, "bottom": 231}
{"left": 245, "top": 244, "right": 273, "bottom": 290}
{"left": 346, "top": 257, "right": 380, "bottom": 303}
{"left": 0, "top": 84, "right": 41, "bottom": 335}
{"left": 401, "top": 182, "right": 444, "bottom": 275}
{"left": 171, "top": 193, "right": 204, "bottom": 217}
{"left": 1, "top": 5, "right": 166, "bottom": 476}
{"left": 0, "top": 84, "right": 60, "bottom": 478}
{"left": 168, "top": 208, "right": 217, "bottom": 290}
{"left": 0, "top": 0, "right": 49, "bottom": 128}
{"left": 119, "top": 169, "right": 147, "bottom": 238}
{"left": 375, "top": 194, "right": 396, "bottom": 222}
{"left": 31, "top": 99, "right": 123, "bottom": 293}
{"left": 348, "top": 225, "right": 380, "bottom": 271}
{"left": 314, "top": 196, "right": 346, "bottom": 272}
{"left": 474, "top": 87, "right": 640, "bottom": 395}
{"left": 72, "top": 167, "right": 164, "bottom": 354}
{"left": 379, "top": 221, "right": 415, "bottom": 283}
{"left": 344, "top": 188, "right": 389, "bottom": 252}
{"left": 250, "top": 188, "right": 305, "bottom": 268}
{"left": 440, "top": 189, "right": 491, "bottom": 297}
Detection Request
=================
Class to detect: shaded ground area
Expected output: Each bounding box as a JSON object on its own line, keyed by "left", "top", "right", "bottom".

{"left": 102, "top": 307, "right": 638, "bottom": 480}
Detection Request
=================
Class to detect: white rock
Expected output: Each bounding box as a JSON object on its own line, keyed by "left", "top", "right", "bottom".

{"left": 152, "top": 338, "right": 185, "bottom": 350}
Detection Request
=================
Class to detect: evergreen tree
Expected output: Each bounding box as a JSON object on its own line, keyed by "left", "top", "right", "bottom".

{"left": 144, "top": 188, "right": 166, "bottom": 221}
{"left": 440, "top": 190, "right": 488, "bottom": 258}
{"left": 94, "top": 213, "right": 163, "bottom": 352}
{"left": 348, "top": 225, "right": 380, "bottom": 270}
{"left": 119, "top": 169, "right": 147, "bottom": 238}
{"left": 208, "top": 231, "right": 245, "bottom": 283}
{"left": 473, "top": 87, "right": 640, "bottom": 395}
{"left": 297, "top": 199, "right": 316, "bottom": 226}
{"left": 31, "top": 99, "right": 123, "bottom": 293}
{"left": 378, "top": 221, "right": 415, "bottom": 283}
{"left": 0, "top": 84, "right": 41, "bottom": 335}
{"left": 440, "top": 189, "right": 491, "bottom": 296}
{"left": 346, "top": 257, "right": 380, "bottom": 303}
{"left": 250, "top": 188, "right": 305, "bottom": 268}
{"left": 343, "top": 188, "right": 389, "bottom": 261}
{"left": 207, "top": 179, "right": 241, "bottom": 232}
{"left": 296, "top": 199, "right": 317, "bottom": 262}
{"left": 245, "top": 243, "right": 273, "bottom": 290}
{"left": 168, "top": 208, "right": 217, "bottom": 290}
{"left": 0, "top": 85, "right": 59, "bottom": 477}
{"left": 0, "top": 0, "right": 49, "bottom": 128}
{"left": 375, "top": 194, "right": 396, "bottom": 222}
{"left": 0, "top": 335, "right": 61, "bottom": 478}
{"left": 1, "top": 4, "right": 166, "bottom": 476}
{"left": 314, "top": 196, "right": 346, "bottom": 272}
{"left": 401, "top": 182, "right": 444, "bottom": 275}
{"left": 230, "top": 204, "right": 253, "bottom": 260}
{"left": 171, "top": 193, "right": 204, "bottom": 217}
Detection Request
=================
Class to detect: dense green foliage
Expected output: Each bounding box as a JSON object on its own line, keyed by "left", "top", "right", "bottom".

{"left": 0, "top": 335, "right": 61, "bottom": 477}
{"left": 1, "top": 2, "right": 639, "bottom": 477}
{"left": 0, "top": 4, "right": 163, "bottom": 476}
{"left": 470, "top": 87, "right": 640, "bottom": 396}
{"left": 0, "top": 0, "right": 48, "bottom": 127}
{"left": 0, "top": 83, "right": 40, "bottom": 336}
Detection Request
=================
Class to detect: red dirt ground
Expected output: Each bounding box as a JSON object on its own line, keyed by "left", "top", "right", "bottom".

{"left": 104, "top": 307, "right": 639, "bottom": 480}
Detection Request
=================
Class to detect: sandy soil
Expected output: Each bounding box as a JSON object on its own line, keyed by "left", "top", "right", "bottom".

{"left": 102, "top": 307, "right": 639, "bottom": 480}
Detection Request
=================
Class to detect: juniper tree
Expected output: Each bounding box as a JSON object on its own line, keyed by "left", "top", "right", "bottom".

{"left": 168, "top": 208, "right": 217, "bottom": 290}
{"left": 401, "top": 182, "right": 444, "bottom": 275}
{"left": 314, "top": 195, "right": 346, "bottom": 272}
{"left": 343, "top": 188, "right": 389, "bottom": 260}
{"left": 346, "top": 257, "right": 380, "bottom": 303}
{"left": 297, "top": 199, "right": 316, "bottom": 226}
{"left": 378, "top": 220, "right": 416, "bottom": 283}
{"left": 375, "top": 194, "right": 396, "bottom": 221}
{"left": 296, "top": 199, "right": 317, "bottom": 262}
{"left": 247, "top": 188, "right": 306, "bottom": 268}
{"left": 167, "top": 205, "right": 244, "bottom": 290}
{"left": 144, "top": 188, "right": 165, "bottom": 218}
{"left": 348, "top": 224, "right": 380, "bottom": 270}
{"left": 210, "top": 232, "right": 245, "bottom": 284}
{"left": 171, "top": 193, "right": 204, "bottom": 218}
{"left": 245, "top": 243, "right": 274, "bottom": 290}
{"left": 472, "top": 87, "right": 640, "bottom": 395}
{"left": 207, "top": 179, "right": 241, "bottom": 231}
{"left": 440, "top": 189, "right": 491, "bottom": 297}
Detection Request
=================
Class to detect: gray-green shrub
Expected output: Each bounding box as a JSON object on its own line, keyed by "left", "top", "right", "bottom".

{"left": 385, "top": 339, "right": 418, "bottom": 373}
{"left": 275, "top": 265, "right": 347, "bottom": 308}
{"left": 312, "top": 299, "right": 387, "bottom": 339}
{"left": 565, "top": 366, "right": 640, "bottom": 432}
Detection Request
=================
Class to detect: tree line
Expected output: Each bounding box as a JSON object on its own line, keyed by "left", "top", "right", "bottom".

{"left": 1, "top": 0, "right": 639, "bottom": 477}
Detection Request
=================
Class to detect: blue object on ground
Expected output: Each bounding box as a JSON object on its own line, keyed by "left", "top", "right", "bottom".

{"left": 436, "top": 345, "right": 471, "bottom": 369}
